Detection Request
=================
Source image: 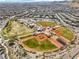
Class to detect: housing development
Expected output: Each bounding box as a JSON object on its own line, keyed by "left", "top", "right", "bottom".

{"left": 0, "top": 0, "right": 79, "bottom": 59}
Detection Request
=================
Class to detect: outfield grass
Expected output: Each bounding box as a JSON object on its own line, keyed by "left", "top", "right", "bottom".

{"left": 36, "top": 21, "right": 57, "bottom": 27}
{"left": 23, "top": 38, "right": 57, "bottom": 51}
{"left": 54, "top": 27, "right": 74, "bottom": 41}
{"left": 39, "top": 39, "right": 57, "bottom": 50}
{"left": 23, "top": 38, "right": 39, "bottom": 48}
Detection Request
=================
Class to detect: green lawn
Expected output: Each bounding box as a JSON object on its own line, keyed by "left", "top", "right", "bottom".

{"left": 23, "top": 38, "right": 57, "bottom": 51}
{"left": 36, "top": 21, "right": 57, "bottom": 27}
{"left": 23, "top": 38, "right": 39, "bottom": 48}
{"left": 62, "top": 27, "right": 74, "bottom": 41}
{"left": 39, "top": 39, "right": 57, "bottom": 50}
{"left": 2, "top": 20, "right": 12, "bottom": 35}
{"left": 55, "top": 27, "right": 74, "bottom": 41}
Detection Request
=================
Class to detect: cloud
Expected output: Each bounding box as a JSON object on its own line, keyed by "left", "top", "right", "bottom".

{"left": 0, "top": 0, "right": 65, "bottom": 2}
{"left": 0, "top": 0, "right": 5, "bottom": 2}
{"left": 34, "top": 0, "right": 54, "bottom": 1}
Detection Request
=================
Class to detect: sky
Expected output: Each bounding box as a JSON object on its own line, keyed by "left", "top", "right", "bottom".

{"left": 0, "top": 0, "right": 65, "bottom": 3}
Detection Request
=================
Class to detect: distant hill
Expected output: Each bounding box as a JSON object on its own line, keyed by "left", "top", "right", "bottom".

{"left": 68, "top": 2, "right": 79, "bottom": 7}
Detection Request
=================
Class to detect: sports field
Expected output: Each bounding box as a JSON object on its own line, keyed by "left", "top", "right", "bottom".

{"left": 36, "top": 21, "right": 57, "bottom": 27}
{"left": 53, "top": 27, "right": 74, "bottom": 41}
{"left": 19, "top": 33, "right": 61, "bottom": 52}
{"left": 23, "top": 38, "right": 57, "bottom": 51}
{"left": 2, "top": 18, "right": 75, "bottom": 52}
